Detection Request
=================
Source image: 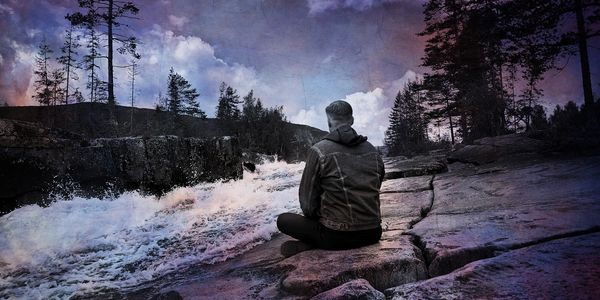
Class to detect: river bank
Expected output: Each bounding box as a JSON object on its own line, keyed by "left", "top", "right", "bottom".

{"left": 132, "top": 134, "right": 600, "bottom": 299}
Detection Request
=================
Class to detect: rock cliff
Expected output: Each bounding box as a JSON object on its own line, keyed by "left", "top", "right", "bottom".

{"left": 0, "top": 103, "right": 327, "bottom": 162}
{"left": 0, "top": 118, "right": 242, "bottom": 214}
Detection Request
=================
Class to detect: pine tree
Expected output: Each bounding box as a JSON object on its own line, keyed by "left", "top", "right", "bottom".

{"left": 72, "top": 87, "right": 85, "bottom": 103}
{"left": 166, "top": 68, "right": 205, "bottom": 118}
{"left": 242, "top": 90, "right": 261, "bottom": 122}
{"left": 33, "top": 38, "right": 54, "bottom": 106}
{"left": 50, "top": 69, "right": 66, "bottom": 105}
{"left": 128, "top": 59, "right": 139, "bottom": 108}
{"left": 385, "top": 81, "right": 428, "bottom": 156}
{"left": 57, "top": 25, "right": 80, "bottom": 104}
{"left": 530, "top": 105, "right": 549, "bottom": 130}
{"left": 240, "top": 90, "right": 262, "bottom": 149}
{"left": 167, "top": 68, "right": 181, "bottom": 113}
{"left": 82, "top": 20, "right": 102, "bottom": 102}
{"left": 67, "top": 0, "right": 141, "bottom": 105}
{"left": 96, "top": 81, "right": 109, "bottom": 103}
{"left": 422, "top": 73, "right": 457, "bottom": 144}
{"left": 215, "top": 82, "right": 241, "bottom": 120}
{"left": 155, "top": 91, "right": 168, "bottom": 111}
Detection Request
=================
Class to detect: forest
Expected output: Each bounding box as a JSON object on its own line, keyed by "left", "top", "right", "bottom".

{"left": 385, "top": 0, "right": 600, "bottom": 156}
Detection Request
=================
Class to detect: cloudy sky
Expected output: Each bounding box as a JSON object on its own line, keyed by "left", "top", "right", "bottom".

{"left": 0, "top": 0, "right": 598, "bottom": 145}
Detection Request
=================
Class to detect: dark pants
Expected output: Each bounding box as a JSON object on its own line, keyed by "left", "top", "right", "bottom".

{"left": 276, "top": 212, "right": 382, "bottom": 250}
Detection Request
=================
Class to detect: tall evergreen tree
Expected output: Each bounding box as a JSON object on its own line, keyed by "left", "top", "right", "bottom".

{"left": 57, "top": 25, "right": 81, "bottom": 104}
{"left": 166, "top": 68, "right": 205, "bottom": 118}
{"left": 242, "top": 90, "right": 257, "bottom": 122}
{"left": 215, "top": 82, "right": 241, "bottom": 120}
{"left": 50, "top": 69, "right": 66, "bottom": 105}
{"left": 385, "top": 81, "right": 428, "bottom": 156}
{"left": 80, "top": 12, "right": 102, "bottom": 103}
{"left": 72, "top": 87, "right": 85, "bottom": 103}
{"left": 128, "top": 59, "right": 139, "bottom": 108}
{"left": 96, "top": 80, "right": 109, "bottom": 103}
{"left": 422, "top": 73, "right": 457, "bottom": 144}
{"left": 67, "top": 0, "right": 141, "bottom": 105}
{"left": 33, "top": 38, "right": 54, "bottom": 106}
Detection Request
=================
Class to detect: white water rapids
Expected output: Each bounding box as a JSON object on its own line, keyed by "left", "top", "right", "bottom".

{"left": 0, "top": 160, "right": 304, "bottom": 299}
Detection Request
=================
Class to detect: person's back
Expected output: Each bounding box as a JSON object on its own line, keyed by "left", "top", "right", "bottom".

{"left": 304, "top": 124, "right": 384, "bottom": 231}
{"left": 277, "top": 100, "right": 385, "bottom": 256}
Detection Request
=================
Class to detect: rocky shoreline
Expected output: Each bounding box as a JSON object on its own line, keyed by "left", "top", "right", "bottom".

{"left": 128, "top": 134, "right": 600, "bottom": 299}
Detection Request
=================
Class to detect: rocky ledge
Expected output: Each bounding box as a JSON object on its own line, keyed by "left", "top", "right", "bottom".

{"left": 0, "top": 119, "right": 242, "bottom": 214}
{"left": 133, "top": 134, "right": 600, "bottom": 299}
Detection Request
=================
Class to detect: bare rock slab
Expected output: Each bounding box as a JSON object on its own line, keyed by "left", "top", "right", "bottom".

{"left": 380, "top": 175, "right": 432, "bottom": 193}
{"left": 311, "top": 279, "right": 384, "bottom": 300}
{"left": 448, "top": 133, "right": 548, "bottom": 165}
{"left": 279, "top": 235, "right": 427, "bottom": 298}
{"left": 410, "top": 156, "right": 600, "bottom": 276}
{"left": 384, "top": 156, "right": 447, "bottom": 179}
{"left": 386, "top": 232, "right": 600, "bottom": 300}
{"left": 380, "top": 191, "right": 433, "bottom": 232}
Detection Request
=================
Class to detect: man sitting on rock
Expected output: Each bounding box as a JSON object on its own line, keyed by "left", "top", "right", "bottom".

{"left": 277, "top": 100, "right": 385, "bottom": 257}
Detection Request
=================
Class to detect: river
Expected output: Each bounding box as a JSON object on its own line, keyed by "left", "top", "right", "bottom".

{"left": 0, "top": 160, "right": 304, "bottom": 299}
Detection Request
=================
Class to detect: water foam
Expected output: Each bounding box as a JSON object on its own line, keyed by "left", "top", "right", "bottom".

{"left": 0, "top": 160, "right": 304, "bottom": 299}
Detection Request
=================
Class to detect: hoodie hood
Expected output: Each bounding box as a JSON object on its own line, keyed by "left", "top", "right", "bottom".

{"left": 323, "top": 124, "right": 368, "bottom": 146}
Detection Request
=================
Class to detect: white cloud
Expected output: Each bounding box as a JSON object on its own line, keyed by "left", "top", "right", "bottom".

{"left": 290, "top": 105, "right": 325, "bottom": 130}
{"left": 384, "top": 69, "right": 419, "bottom": 99}
{"left": 0, "top": 3, "right": 14, "bottom": 15}
{"left": 26, "top": 29, "right": 41, "bottom": 39}
{"left": 122, "top": 26, "right": 266, "bottom": 114}
{"left": 148, "top": 55, "right": 159, "bottom": 65}
{"left": 168, "top": 15, "right": 189, "bottom": 29}
{"left": 290, "top": 70, "right": 421, "bottom": 146}
{"left": 321, "top": 53, "right": 336, "bottom": 64}
{"left": 6, "top": 40, "right": 36, "bottom": 105}
{"left": 171, "top": 34, "right": 215, "bottom": 63}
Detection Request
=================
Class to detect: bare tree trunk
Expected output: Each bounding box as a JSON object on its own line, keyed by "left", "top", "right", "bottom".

{"left": 446, "top": 97, "right": 455, "bottom": 144}
{"left": 107, "top": 0, "right": 115, "bottom": 105}
{"left": 64, "top": 29, "right": 72, "bottom": 105}
{"left": 575, "top": 0, "right": 593, "bottom": 107}
{"left": 130, "top": 63, "right": 135, "bottom": 134}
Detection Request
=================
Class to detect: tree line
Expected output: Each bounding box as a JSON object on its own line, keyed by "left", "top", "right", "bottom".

{"left": 155, "top": 79, "right": 291, "bottom": 155}
{"left": 386, "top": 0, "right": 599, "bottom": 156}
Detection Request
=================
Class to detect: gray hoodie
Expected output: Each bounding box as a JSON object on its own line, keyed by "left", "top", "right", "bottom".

{"left": 299, "top": 124, "right": 385, "bottom": 231}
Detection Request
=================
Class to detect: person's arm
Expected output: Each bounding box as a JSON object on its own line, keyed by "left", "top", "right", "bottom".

{"left": 378, "top": 154, "right": 385, "bottom": 185}
{"left": 299, "top": 147, "right": 322, "bottom": 219}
